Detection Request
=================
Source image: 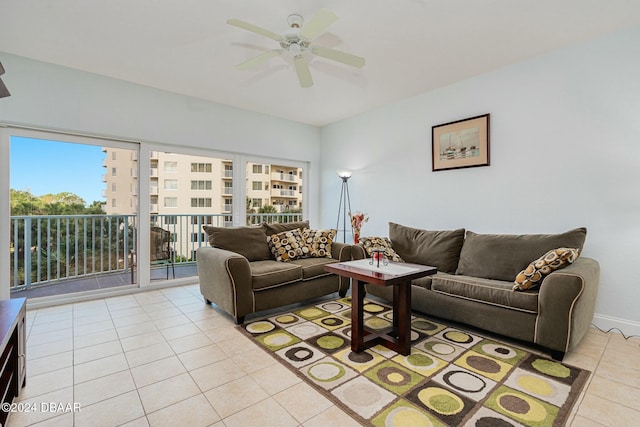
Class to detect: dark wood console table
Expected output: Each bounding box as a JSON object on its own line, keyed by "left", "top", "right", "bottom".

{"left": 325, "top": 260, "right": 436, "bottom": 355}
{"left": 0, "top": 298, "right": 26, "bottom": 425}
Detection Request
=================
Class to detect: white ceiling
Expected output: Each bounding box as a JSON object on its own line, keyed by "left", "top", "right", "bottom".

{"left": 1, "top": 1, "right": 640, "bottom": 126}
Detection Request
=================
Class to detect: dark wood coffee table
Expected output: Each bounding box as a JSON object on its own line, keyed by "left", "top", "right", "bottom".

{"left": 325, "top": 259, "right": 437, "bottom": 355}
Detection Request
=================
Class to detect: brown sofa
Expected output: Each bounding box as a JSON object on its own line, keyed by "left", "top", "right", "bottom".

{"left": 197, "top": 221, "right": 351, "bottom": 324}
{"left": 353, "top": 222, "right": 600, "bottom": 360}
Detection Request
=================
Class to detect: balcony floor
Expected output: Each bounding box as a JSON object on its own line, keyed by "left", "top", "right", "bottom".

{"left": 10, "top": 263, "right": 198, "bottom": 300}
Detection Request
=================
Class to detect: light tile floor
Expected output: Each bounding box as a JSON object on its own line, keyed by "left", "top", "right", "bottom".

{"left": 6, "top": 285, "right": 640, "bottom": 427}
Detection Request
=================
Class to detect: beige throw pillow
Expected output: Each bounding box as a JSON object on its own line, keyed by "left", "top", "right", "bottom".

{"left": 267, "top": 228, "right": 305, "bottom": 262}
{"left": 302, "top": 229, "right": 337, "bottom": 258}
{"left": 513, "top": 247, "right": 580, "bottom": 291}
{"left": 358, "top": 237, "right": 403, "bottom": 262}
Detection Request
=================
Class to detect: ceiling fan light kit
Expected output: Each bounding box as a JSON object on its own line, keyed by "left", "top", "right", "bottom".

{"left": 227, "top": 9, "right": 365, "bottom": 88}
{"left": 286, "top": 14, "right": 303, "bottom": 29}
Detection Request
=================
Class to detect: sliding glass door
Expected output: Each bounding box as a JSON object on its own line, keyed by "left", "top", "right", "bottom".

{"left": 7, "top": 130, "right": 138, "bottom": 299}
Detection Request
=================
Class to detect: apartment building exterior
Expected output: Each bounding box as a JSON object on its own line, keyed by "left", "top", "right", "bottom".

{"left": 102, "top": 148, "right": 303, "bottom": 259}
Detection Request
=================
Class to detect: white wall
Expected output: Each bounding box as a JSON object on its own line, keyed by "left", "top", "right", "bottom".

{"left": 320, "top": 26, "right": 640, "bottom": 333}
{"left": 0, "top": 53, "right": 322, "bottom": 224}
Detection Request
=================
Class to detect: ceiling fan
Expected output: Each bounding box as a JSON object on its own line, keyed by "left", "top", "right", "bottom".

{"left": 227, "top": 9, "right": 365, "bottom": 88}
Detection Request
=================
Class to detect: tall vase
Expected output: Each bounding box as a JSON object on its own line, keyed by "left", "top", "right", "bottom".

{"left": 353, "top": 230, "right": 360, "bottom": 244}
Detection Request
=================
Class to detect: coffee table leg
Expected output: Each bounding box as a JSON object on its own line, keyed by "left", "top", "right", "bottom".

{"left": 351, "top": 279, "right": 365, "bottom": 352}
{"left": 392, "top": 285, "right": 399, "bottom": 332}
{"left": 396, "top": 282, "right": 411, "bottom": 355}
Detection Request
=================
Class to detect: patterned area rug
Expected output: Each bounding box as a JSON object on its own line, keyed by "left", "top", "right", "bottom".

{"left": 239, "top": 297, "right": 590, "bottom": 426}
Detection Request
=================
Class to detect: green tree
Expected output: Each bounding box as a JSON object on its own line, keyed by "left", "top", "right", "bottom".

{"left": 10, "top": 189, "right": 103, "bottom": 216}
{"left": 258, "top": 205, "right": 278, "bottom": 213}
{"left": 10, "top": 189, "right": 44, "bottom": 215}
{"left": 246, "top": 197, "right": 255, "bottom": 213}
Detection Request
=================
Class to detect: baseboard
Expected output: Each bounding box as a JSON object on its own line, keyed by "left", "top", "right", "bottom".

{"left": 592, "top": 313, "right": 640, "bottom": 338}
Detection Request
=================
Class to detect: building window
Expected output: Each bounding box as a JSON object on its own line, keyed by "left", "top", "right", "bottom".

{"left": 191, "top": 215, "right": 213, "bottom": 225}
{"left": 164, "top": 197, "right": 178, "bottom": 208}
{"left": 111, "top": 198, "right": 116, "bottom": 207}
{"left": 252, "top": 164, "right": 262, "bottom": 174}
{"left": 111, "top": 167, "right": 116, "bottom": 176}
{"left": 112, "top": 151, "right": 116, "bottom": 160}
{"left": 191, "top": 198, "right": 212, "bottom": 208}
{"left": 191, "top": 163, "right": 212, "bottom": 173}
{"left": 164, "top": 161, "right": 177, "bottom": 172}
{"left": 252, "top": 181, "right": 262, "bottom": 191}
{"left": 252, "top": 198, "right": 262, "bottom": 208}
{"left": 164, "top": 179, "right": 178, "bottom": 190}
{"left": 265, "top": 165, "right": 270, "bottom": 174}
{"left": 191, "top": 232, "right": 206, "bottom": 243}
{"left": 191, "top": 180, "right": 212, "bottom": 190}
{"left": 224, "top": 182, "right": 232, "bottom": 195}
{"left": 111, "top": 183, "right": 116, "bottom": 192}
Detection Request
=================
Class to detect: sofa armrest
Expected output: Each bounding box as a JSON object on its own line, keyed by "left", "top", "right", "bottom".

{"left": 535, "top": 257, "right": 600, "bottom": 354}
{"left": 331, "top": 242, "right": 352, "bottom": 262}
{"left": 196, "top": 246, "right": 253, "bottom": 323}
{"left": 351, "top": 244, "right": 367, "bottom": 260}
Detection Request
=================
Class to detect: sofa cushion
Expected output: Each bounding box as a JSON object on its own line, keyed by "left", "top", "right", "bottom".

{"left": 263, "top": 220, "right": 310, "bottom": 236}
{"left": 431, "top": 274, "right": 539, "bottom": 313}
{"left": 203, "top": 225, "right": 271, "bottom": 261}
{"left": 290, "top": 257, "right": 338, "bottom": 280}
{"left": 301, "top": 229, "right": 337, "bottom": 258}
{"left": 411, "top": 275, "right": 434, "bottom": 290}
{"left": 456, "top": 227, "right": 587, "bottom": 281}
{"left": 358, "top": 237, "right": 403, "bottom": 262}
{"left": 389, "top": 222, "right": 465, "bottom": 273}
{"left": 513, "top": 247, "right": 580, "bottom": 291}
{"left": 267, "top": 228, "right": 305, "bottom": 262}
{"left": 250, "top": 260, "right": 302, "bottom": 290}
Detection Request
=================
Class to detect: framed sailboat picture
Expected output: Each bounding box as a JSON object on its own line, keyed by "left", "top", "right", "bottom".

{"left": 432, "top": 114, "right": 490, "bottom": 171}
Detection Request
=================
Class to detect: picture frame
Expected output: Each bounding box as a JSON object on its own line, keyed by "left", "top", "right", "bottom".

{"left": 432, "top": 114, "right": 490, "bottom": 172}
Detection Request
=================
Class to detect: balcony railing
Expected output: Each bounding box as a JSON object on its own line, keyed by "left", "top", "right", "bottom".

{"left": 10, "top": 214, "right": 136, "bottom": 290}
{"left": 9, "top": 212, "right": 303, "bottom": 292}
{"left": 271, "top": 172, "right": 299, "bottom": 182}
{"left": 271, "top": 189, "right": 297, "bottom": 197}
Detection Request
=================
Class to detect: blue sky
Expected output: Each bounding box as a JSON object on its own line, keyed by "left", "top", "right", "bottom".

{"left": 10, "top": 136, "right": 105, "bottom": 205}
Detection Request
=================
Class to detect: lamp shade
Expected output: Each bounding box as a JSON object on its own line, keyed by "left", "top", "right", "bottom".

{"left": 337, "top": 170, "right": 352, "bottom": 180}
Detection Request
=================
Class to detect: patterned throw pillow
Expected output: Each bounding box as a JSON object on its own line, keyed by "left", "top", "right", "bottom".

{"left": 359, "top": 237, "right": 403, "bottom": 262}
{"left": 301, "top": 229, "right": 337, "bottom": 258}
{"left": 513, "top": 247, "right": 580, "bottom": 291}
{"left": 268, "top": 228, "right": 305, "bottom": 262}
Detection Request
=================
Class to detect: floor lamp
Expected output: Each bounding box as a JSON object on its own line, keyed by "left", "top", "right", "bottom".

{"left": 336, "top": 171, "right": 352, "bottom": 243}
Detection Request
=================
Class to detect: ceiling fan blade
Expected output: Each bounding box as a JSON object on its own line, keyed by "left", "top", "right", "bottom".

{"left": 236, "top": 50, "right": 282, "bottom": 70}
{"left": 227, "top": 18, "right": 283, "bottom": 42}
{"left": 299, "top": 9, "right": 338, "bottom": 41}
{"left": 294, "top": 55, "right": 313, "bottom": 88}
{"left": 0, "top": 79, "right": 9, "bottom": 98}
{"left": 0, "top": 62, "right": 9, "bottom": 98}
{"left": 311, "top": 46, "right": 366, "bottom": 68}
